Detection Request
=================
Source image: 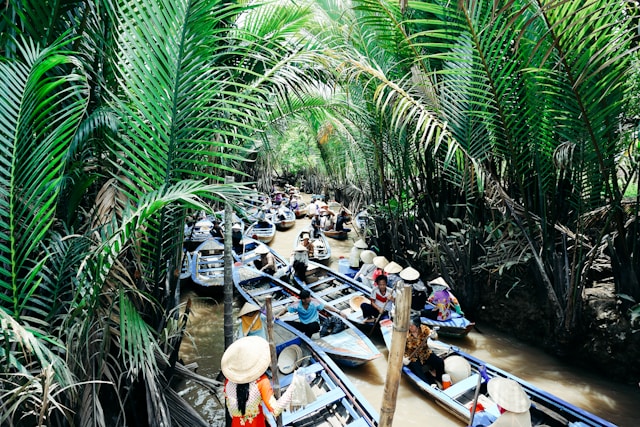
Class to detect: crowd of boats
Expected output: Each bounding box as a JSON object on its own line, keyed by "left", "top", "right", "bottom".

{"left": 180, "top": 188, "right": 617, "bottom": 427}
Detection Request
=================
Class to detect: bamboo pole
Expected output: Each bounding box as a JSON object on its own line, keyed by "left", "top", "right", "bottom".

{"left": 265, "top": 296, "right": 283, "bottom": 427}
{"left": 223, "top": 176, "right": 234, "bottom": 351}
{"left": 379, "top": 283, "right": 412, "bottom": 427}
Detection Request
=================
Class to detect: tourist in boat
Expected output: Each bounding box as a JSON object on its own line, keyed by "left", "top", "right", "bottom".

{"left": 399, "top": 266, "right": 429, "bottom": 311}
{"left": 299, "top": 232, "right": 314, "bottom": 258}
{"left": 371, "top": 256, "right": 389, "bottom": 282}
{"left": 354, "top": 250, "right": 377, "bottom": 287}
{"left": 222, "top": 336, "right": 296, "bottom": 427}
{"left": 310, "top": 213, "right": 322, "bottom": 238}
{"left": 282, "top": 289, "right": 345, "bottom": 338}
{"left": 360, "top": 275, "right": 394, "bottom": 322}
{"left": 307, "top": 198, "right": 318, "bottom": 217}
{"left": 236, "top": 302, "right": 267, "bottom": 339}
{"left": 209, "top": 219, "right": 224, "bottom": 239}
{"left": 231, "top": 223, "right": 243, "bottom": 250}
{"left": 421, "top": 276, "right": 464, "bottom": 321}
{"left": 471, "top": 377, "right": 532, "bottom": 427}
{"left": 290, "top": 244, "right": 309, "bottom": 283}
{"left": 255, "top": 245, "right": 276, "bottom": 275}
{"left": 383, "top": 261, "right": 403, "bottom": 289}
{"left": 348, "top": 239, "right": 367, "bottom": 269}
{"left": 402, "top": 316, "right": 445, "bottom": 386}
{"left": 335, "top": 210, "right": 351, "bottom": 233}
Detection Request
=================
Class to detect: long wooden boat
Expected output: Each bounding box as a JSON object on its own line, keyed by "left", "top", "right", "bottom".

{"left": 292, "top": 261, "right": 375, "bottom": 330}
{"left": 269, "top": 208, "right": 296, "bottom": 231}
{"left": 414, "top": 302, "right": 475, "bottom": 338}
{"left": 323, "top": 229, "right": 349, "bottom": 240}
{"left": 245, "top": 219, "right": 276, "bottom": 244}
{"left": 353, "top": 209, "right": 371, "bottom": 234}
{"left": 191, "top": 238, "right": 225, "bottom": 287}
{"left": 180, "top": 247, "right": 192, "bottom": 281}
{"left": 233, "top": 237, "right": 289, "bottom": 273}
{"left": 292, "top": 201, "right": 308, "bottom": 218}
{"left": 295, "top": 229, "right": 331, "bottom": 263}
{"left": 266, "top": 320, "right": 379, "bottom": 427}
{"left": 379, "top": 318, "right": 616, "bottom": 427}
{"left": 233, "top": 264, "right": 381, "bottom": 367}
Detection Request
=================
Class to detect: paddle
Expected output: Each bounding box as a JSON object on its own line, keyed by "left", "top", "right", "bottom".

{"left": 467, "top": 367, "right": 484, "bottom": 427}
{"left": 367, "top": 309, "right": 384, "bottom": 336}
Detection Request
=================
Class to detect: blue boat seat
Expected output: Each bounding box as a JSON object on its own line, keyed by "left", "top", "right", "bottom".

{"left": 249, "top": 286, "right": 282, "bottom": 297}
{"left": 282, "top": 388, "right": 345, "bottom": 425}
{"left": 443, "top": 373, "right": 480, "bottom": 398}
{"left": 314, "top": 283, "right": 350, "bottom": 297}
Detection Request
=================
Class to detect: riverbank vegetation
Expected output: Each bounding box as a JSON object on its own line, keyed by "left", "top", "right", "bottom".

{"left": 1, "top": 0, "right": 639, "bottom": 425}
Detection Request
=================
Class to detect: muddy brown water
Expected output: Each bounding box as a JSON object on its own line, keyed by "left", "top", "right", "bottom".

{"left": 178, "top": 215, "right": 639, "bottom": 426}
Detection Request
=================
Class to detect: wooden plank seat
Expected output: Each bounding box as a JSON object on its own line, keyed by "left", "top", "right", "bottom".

{"left": 282, "top": 388, "right": 345, "bottom": 425}
{"left": 442, "top": 373, "right": 480, "bottom": 398}
{"left": 313, "top": 283, "right": 350, "bottom": 297}
{"left": 248, "top": 286, "right": 282, "bottom": 297}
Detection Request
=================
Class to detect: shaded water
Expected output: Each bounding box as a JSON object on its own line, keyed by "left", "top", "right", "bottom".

{"left": 178, "top": 214, "right": 639, "bottom": 426}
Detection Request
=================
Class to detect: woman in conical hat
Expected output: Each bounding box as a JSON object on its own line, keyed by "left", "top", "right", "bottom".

{"left": 483, "top": 377, "right": 532, "bottom": 427}
{"left": 354, "top": 250, "right": 377, "bottom": 287}
{"left": 237, "top": 302, "right": 267, "bottom": 339}
{"left": 371, "top": 256, "right": 389, "bottom": 283}
{"left": 222, "top": 336, "right": 295, "bottom": 426}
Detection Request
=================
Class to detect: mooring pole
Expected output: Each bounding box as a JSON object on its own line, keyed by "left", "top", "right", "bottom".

{"left": 223, "top": 176, "right": 234, "bottom": 351}
{"left": 265, "top": 296, "right": 283, "bottom": 427}
{"left": 379, "top": 283, "right": 412, "bottom": 427}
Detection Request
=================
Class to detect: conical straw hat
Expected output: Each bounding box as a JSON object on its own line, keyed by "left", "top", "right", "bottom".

{"left": 221, "top": 336, "right": 271, "bottom": 384}
{"left": 399, "top": 267, "right": 420, "bottom": 281}
{"left": 354, "top": 239, "right": 368, "bottom": 249}
{"left": 237, "top": 302, "right": 260, "bottom": 318}
{"left": 487, "top": 377, "right": 531, "bottom": 413}
{"left": 373, "top": 256, "right": 389, "bottom": 269}
{"left": 384, "top": 261, "right": 402, "bottom": 274}
{"left": 360, "top": 250, "right": 376, "bottom": 264}
{"left": 444, "top": 355, "right": 471, "bottom": 384}
{"left": 428, "top": 276, "right": 450, "bottom": 289}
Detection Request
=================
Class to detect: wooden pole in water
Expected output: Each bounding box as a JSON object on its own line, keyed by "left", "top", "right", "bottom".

{"left": 223, "top": 176, "right": 234, "bottom": 351}
{"left": 265, "top": 296, "right": 283, "bottom": 427}
{"left": 379, "top": 283, "right": 412, "bottom": 427}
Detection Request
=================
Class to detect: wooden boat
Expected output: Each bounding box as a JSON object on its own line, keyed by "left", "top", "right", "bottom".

{"left": 233, "top": 264, "right": 381, "bottom": 367}
{"left": 292, "top": 201, "right": 308, "bottom": 218}
{"left": 233, "top": 237, "right": 289, "bottom": 273}
{"left": 323, "top": 229, "right": 349, "bottom": 240}
{"left": 179, "top": 247, "right": 192, "bottom": 281}
{"left": 266, "top": 319, "right": 379, "bottom": 426}
{"left": 353, "top": 209, "right": 371, "bottom": 233}
{"left": 327, "top": 202, "right": 352, "bottom": 221}
{"left": 295, "top": 229, "right": 331, "bottom": 263}
{"left": 379, "top": 318, "right": 616, "bottom": 427}
{"left": 245, "top": 219, "right": 276, "bottom": 244}
{"left": 414, "top": 302, "right": 475, "bottom": 338}
{"left": 292, "top": 261, "right": 374, "bottom": 330}
{"left": 191, "top": 238, "right": 225, "bottom": 287}
{"left": 269, "top": 208, "right": 296, "bottom": 231}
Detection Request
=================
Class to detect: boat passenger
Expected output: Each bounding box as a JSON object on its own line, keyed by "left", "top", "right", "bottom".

{"left": 421, "top": 276, "right": 464, "bottom": 321}
{"left": 290, "top": 244, "right": 309, "bottom": 283}
{"left": 310, "top": 214, "right": 322, "bottom": 238}
{"left": 354, "top": 250, "right": 377, "bottom": 287}
{"left": 210, "top": 219, "right": 224, "bottom": 239}
{"left": 399, "top": 267, "right": 428, "bottom": 311}
{"left": 335, "top": 210, "right": 351, "bottom": 233}
{"left": 236, "top": 302, "right": 267, "bottom": 339}
{"left": 307, "top": 198, "right": 318, "bottom": 217}
{"left": 255, "top": 245, "right": 276, "bottom": 275}
{"left": 360, "top": 275, "right": 394, "bottom": 322}
{"left": 402, "top": 316, "right": 445, "bottom": 386}
{"left": 371, "top": 256, "right": 389, "bottom": 283}
{"left": 231, "top": 223, "right": 243, "bottom": 250}
{"left": 222, "top": 336, "right": 296, "bottom": 427}
{"left": 283, "top": 289, "right": 344, "bottom": 338}
{"left": 349, "top": 239, "right": 368, "bottom": 268}
{"left": 383, "top": 261, "right": 403, "bottom": 289}
{"left": 471, "top": 377, "right": 532, "bottom": 427}
{"left": 299, "top": 232, "right": 314, "bottom": 258}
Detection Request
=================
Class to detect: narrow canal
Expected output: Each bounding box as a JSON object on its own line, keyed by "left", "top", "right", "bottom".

{"left": 178, "top": 214, "right": 639, "bottom": 426}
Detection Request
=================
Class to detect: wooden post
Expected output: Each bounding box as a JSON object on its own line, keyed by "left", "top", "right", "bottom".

{"left": 379, "top": 283, "right": 412, "bottom": 427}
{"left": 223, "top": 176, "right": 234, "bottom": 351}
{"left": 265, "top": 296, "right": 283, "bottom": 427}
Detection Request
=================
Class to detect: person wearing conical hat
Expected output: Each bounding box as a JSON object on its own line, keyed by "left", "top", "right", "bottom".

{"left": 400, "top": 266, "right": 429, "bottom": 311}
{"left": 470, "top": 377, "right": 532, "bottom": 427}
{"left": 348, "top": 238, "right": 368, "bottom": 268}
{"left": 371, "top": 256, "right": 389, "bottom": 283}
{"left": 383, "top": 261, "right": 403, "bottom": 289}
{"left": 422, "top": 276, "right": 464, "bottom": 321}
{"left": 237, "top": 302, "right": 267, "bottom": 340}
{"left": 290, "top": 244, "right": 310, "bottom": 284}
{"left": 354, "top": 250, "right": 377, "bottom": 287}
{"left": 222, "top": 336, "right": 296, "bottom": 426}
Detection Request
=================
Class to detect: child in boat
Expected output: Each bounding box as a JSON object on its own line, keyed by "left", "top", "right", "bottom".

{"left": 470, "top": 377, "right": 532, "bottom": 427}
{"left": 360, "top": 275, "right": 394, "bottom": 322}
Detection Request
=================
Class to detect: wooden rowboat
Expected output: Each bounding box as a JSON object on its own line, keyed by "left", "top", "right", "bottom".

{"left": 323, "top": 229, "right": 349, "bottom": 240}
{"left": 245, "top": 219, "right": 276, "bottom": 244}
{"left": 269, "top": 208, "right": 296, "bottom": 231}
{"left": 266, "top": 320, "right": 379, "bottom": 427}
{"left": 190, "top": 238, "right": 225, "bottom": 287}
{"left": 295, "top": 229, "right": 331, "bottom": 263}
{"left": 233, "top": 265, "right": 381, "bottom": 367}
{"left": 379, "top": 318, "right": 616, "bottom": 427}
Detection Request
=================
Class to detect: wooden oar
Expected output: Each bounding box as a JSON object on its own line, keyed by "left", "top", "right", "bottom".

{"left": 467, "top": 367, "right": 484, "bottom": 427}
{"left": 367, "top": 309, "right": 384, "bottom": 336}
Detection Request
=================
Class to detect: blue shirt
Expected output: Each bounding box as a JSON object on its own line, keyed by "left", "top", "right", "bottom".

{"left": 288, "top": 300, "right": 325, "bottom": 324}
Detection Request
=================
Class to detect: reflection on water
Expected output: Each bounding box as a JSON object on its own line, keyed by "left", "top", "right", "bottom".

{"left": 178, "top": 213, "right": 639, "bottom": 426}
